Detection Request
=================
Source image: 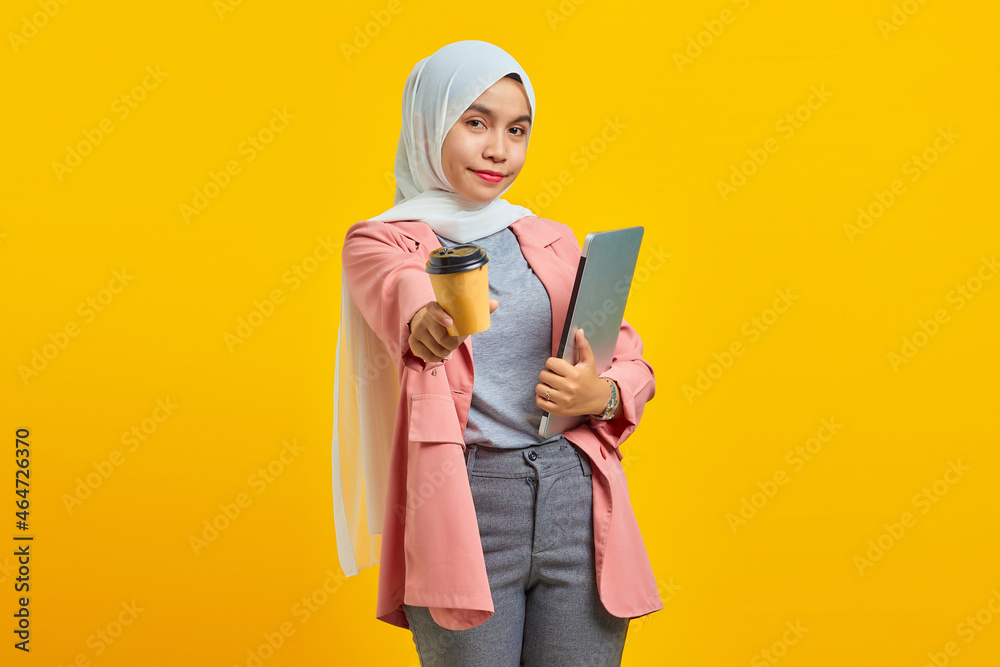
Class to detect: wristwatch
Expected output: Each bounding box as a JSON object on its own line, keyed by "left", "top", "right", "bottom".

{"left": 596, "top": 377, "right": 619, "bottom": 421}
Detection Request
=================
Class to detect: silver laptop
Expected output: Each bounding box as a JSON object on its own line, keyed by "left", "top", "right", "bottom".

{"left": 539, "top": 226, "right": 644, "bottom": 439}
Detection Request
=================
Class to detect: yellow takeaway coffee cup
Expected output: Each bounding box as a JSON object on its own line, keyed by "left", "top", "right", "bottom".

{"left": 425, "top": 244, "right": 491, "bottom": 336}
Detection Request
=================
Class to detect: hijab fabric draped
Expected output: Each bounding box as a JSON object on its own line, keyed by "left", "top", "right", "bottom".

{"left": 332, "top": 40, "right": 536, "bottom": 576}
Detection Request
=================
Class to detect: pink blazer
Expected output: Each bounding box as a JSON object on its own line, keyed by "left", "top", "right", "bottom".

{"left": 341, "top": 215, "right": 663, "bottom": 631}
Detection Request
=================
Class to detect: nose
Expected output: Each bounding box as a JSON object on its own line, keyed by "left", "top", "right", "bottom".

{"left": 483, "top": 129, "right": 507, "bottom": 162}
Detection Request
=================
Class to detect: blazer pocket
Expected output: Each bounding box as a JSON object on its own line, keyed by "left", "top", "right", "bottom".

{"left": 408, "top": 394, "right": 464, "bottom": 444}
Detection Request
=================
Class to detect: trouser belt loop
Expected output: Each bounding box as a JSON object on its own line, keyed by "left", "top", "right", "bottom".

{"left": 574, "top": 441, "right": 592, "bottom": 476}
{"left": 465, "top": 444, "right": 477, "bottom": 476}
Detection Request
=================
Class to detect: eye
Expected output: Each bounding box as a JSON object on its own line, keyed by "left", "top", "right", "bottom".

{"left": 510, "top": 127, "right": 525, "bottom": 136}
{"left": 467, "top": 119, "right": 484, "bottom": 128}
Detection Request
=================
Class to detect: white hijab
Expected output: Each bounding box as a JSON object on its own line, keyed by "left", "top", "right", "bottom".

{"left": 332, "top": 40, "right": 536, "bottom": 576}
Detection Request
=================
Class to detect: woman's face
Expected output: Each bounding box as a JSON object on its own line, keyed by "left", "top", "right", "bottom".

{"left": 441, "top": 76, "right": 532, "bottom": 203}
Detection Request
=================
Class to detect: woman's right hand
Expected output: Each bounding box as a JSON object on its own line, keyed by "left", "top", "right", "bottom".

{"left": 408, "top": 299, "right": 499, "bottom": 364}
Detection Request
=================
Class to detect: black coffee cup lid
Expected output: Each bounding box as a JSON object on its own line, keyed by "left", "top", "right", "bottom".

{"left": 426, "top": 244, "right": 489, "bottom": 274}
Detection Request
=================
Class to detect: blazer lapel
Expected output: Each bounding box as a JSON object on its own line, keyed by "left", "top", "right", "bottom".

{"left": 391, "top": 217, "right": 576, "bottom": 359}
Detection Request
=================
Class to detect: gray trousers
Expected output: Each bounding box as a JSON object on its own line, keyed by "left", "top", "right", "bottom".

{"left": 402, "top": 436, "right": 630, "bottom": 666}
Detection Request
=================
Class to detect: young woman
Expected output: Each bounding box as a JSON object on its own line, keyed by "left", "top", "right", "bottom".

{"left": 332, "top": 40, "right": 662, "bottom": 666}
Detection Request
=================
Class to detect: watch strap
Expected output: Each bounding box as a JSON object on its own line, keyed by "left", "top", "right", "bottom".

{"left": 597, "top": 377, "right": 619, "bottom": 420}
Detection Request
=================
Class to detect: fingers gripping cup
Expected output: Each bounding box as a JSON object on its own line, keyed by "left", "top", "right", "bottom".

{"left": 425, "top": 244, "right": 491, "bottom": 336}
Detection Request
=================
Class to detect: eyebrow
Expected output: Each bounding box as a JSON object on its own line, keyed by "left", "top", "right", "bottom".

{"left": 465, "top": 103, "right": 532, "bottom": 126}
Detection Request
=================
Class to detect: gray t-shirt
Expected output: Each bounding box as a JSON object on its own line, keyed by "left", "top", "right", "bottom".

{"left": 435, "top": 227, "right": 565, "bottom": 449}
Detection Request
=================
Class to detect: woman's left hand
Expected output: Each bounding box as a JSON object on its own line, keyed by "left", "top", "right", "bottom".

{"left": 536, "top": 328, "right": 610, "bottom": 417}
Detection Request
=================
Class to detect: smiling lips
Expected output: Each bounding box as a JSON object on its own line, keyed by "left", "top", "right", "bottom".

{"left": 471, "top": 169, "right": 503, "bottom": 183}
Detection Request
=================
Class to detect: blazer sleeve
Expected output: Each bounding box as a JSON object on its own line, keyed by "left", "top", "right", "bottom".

{"left": 552, "top": 221, "right": 656, "bottom": 453}
{"left": 585, "top": 315, "right": 655, "bottom": 453}
{"left": 342, "top": 220, "right": 444, "bottom": 374}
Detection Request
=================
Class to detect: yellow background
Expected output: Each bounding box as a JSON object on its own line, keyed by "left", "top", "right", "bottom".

{"left": 2, "top": 0, "right": 998, "bottom": 665}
